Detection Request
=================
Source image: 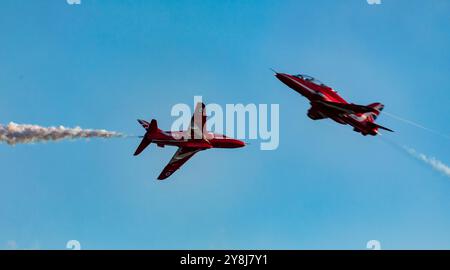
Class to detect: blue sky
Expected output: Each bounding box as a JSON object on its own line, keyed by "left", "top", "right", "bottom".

{"left": 0, "top": 0, "right": 449, "bottom": 249}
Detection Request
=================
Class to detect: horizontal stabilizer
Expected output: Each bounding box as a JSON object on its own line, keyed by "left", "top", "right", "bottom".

{"left": 138, "top": 119, "right": 150, "bottom": 129}
{"left": 372, "top": 123, "right": 394, "bottom": 133}
{"left": 138, "top": 119, "right": 158, "bottom": 132}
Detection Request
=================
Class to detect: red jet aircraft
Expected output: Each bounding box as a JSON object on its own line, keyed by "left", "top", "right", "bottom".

{"left": 274, "top": 71, "right": 393, "bottom": 136}
{"left": 134, "top": 102, "right": 246, "bottom": 180}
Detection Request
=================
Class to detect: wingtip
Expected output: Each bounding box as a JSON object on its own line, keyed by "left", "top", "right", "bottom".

{"left": 157, "top": 175, "right": 168, "bottom": 180}
{"left": 157, "top": 169, "right": 174, "bottom": 180}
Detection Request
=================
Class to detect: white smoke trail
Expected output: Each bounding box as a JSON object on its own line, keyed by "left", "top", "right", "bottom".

{"left": 0, "top": 122, "right": 123, "bottom": 145}
{"left": 403, "top": 146, "right": 450, "bottom": 178}
{"left": 383, "top": 111, "right": 450, "bottom": 140}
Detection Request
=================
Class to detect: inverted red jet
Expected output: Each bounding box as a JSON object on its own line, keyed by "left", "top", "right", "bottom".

{"left": 274, "top": 71, "right": 393, "bottom": 136}
{"left": 134, "top": 102, "right": 246, "bottom": 180}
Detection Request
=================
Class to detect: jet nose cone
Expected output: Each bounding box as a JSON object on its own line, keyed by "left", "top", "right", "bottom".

{"left": 230, "top": 139, "right": 246, "bottom": 148}
{"left": 274, "top": 71, "right": 287, "bottom": 77}
{"left": 237, "top": 140, "right": 246, "bottom": 148}
{"left": 275, "top": 73, "right": 290, "bottom": 83}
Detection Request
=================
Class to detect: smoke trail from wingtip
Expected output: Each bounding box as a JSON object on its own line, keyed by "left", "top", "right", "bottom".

{"left": 403, "top": 146, "right": 450, "bottom": 178}
{"left": 378, "top": 136, "right": 450, "bottom": 178}
{"left": 383, "top": 111, "right": 450, "bottom": 140}
{"left": 0, "top": 122, "right": 123, "bottom": 145}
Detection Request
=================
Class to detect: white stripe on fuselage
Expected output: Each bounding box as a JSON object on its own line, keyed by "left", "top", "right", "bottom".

{"left": 284, "top": 76, "right": 317, "bottom": 95}
{"left": 348, "top": 114, "right": 367, "bottom": 122}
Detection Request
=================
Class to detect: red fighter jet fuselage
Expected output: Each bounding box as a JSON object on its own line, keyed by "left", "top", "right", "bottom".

{"left": 275, "top": 72, "right": 393, "bottom": 136}
{"left": 133, "top": 102, "right": 245, "bottom": 180}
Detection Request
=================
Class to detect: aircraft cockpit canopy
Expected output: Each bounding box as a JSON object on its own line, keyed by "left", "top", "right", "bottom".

{"left": 294, "top": 74, "right": 336, "bottom": 91}
{"left": 294, "top": 74, "right": 326, "bottom": 86}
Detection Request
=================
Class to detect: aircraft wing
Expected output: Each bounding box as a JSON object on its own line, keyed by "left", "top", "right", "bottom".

{"left": 189, "top": 102, "right": 207, "bottom": 139}
{"left": 157, "top": 147, "right": 201, "bottom": 180}
{"left": 313, "top": 100, "right": 378, "bottom": 115}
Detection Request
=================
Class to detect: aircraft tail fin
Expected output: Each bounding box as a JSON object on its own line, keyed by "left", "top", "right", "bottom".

{"left": 366, "top": 103, "right": 384, "bottom": 120}
{"left": 134, "top": 119, "right": 159, "bottom": 156}
{"left": 138, "top": 119, "right": 158, "bottom": 132}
